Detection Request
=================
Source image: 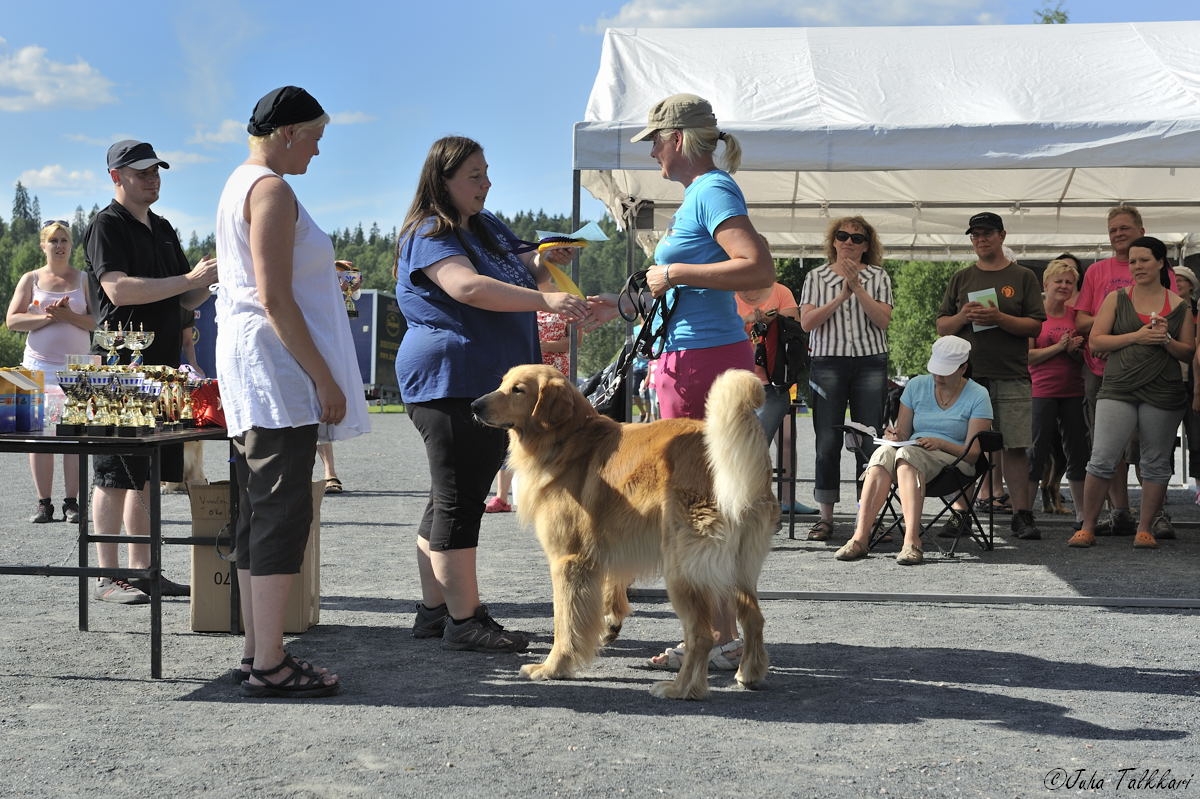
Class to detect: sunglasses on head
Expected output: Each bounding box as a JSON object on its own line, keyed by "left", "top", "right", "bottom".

{"left": 42, "top": 219, "right": 69, "bottom": 229}
{"left": 834, "top": 230, "right": 867, "bottom": 245}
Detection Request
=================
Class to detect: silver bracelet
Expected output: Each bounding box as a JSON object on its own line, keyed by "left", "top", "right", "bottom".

{"left": 664, "top": 264, "right": 673, "bottom": 287}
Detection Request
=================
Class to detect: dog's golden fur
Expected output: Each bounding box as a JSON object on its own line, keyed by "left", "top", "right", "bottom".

{"left": 472, "top": 364, "right": 778, "bottom": 700}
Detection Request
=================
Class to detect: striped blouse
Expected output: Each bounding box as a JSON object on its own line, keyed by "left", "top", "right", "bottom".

{"left": 798, "top": 263, "right": 892, "bottom": 358}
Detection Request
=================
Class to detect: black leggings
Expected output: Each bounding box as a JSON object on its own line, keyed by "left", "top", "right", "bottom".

{"left": 408, "top": 398, "right": 507, "bottom": 550}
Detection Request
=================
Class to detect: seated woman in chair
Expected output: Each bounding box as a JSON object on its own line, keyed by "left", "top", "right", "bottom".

{"left": 835, "top": 336, "right": 993, "bottom": 565}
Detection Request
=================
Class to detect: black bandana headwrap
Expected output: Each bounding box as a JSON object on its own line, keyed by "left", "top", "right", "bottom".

{"left": 247, "top": 86, "right": 325, "bottom": 136}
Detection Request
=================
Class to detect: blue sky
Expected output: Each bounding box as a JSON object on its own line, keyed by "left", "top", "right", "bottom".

{"left": 1, "top": 0, "right": 1192, "bottom": 242}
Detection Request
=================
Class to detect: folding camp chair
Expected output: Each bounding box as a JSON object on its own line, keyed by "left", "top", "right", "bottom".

{"left": 845, "top": 429, "right": 1004, "bottom": 556}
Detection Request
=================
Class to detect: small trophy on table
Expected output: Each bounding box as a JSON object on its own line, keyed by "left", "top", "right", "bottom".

{"left": 93, "top": 324, "right": 124, "bottom": 366}
{"left": 124, "top": 325, "right": 155, "bottom": 367}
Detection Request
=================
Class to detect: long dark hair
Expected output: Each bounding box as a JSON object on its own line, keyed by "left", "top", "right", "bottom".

{"left": 395, "top": 136, "right": 503, "bottom": 276}
{"left": 1129, "top": 235, "right": 1171, "bottom": 288}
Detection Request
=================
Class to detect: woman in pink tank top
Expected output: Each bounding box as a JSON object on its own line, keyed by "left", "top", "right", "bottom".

{"left": 4, "top": 221, "right": 95, "bottom": 524}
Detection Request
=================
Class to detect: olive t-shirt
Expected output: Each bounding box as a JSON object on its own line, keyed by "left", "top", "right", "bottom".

{"left": 937, "top": 262, "right": 1045, "bottom": 381}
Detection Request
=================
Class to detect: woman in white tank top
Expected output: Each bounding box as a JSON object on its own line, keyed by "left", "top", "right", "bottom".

{"left": 4, "top": 220, "right": 95, "bottom": 524}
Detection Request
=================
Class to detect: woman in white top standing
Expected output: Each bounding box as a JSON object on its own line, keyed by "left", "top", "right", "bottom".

{"left": 5, "top": 220, "right": 94, "bottom": 524}
{"left": 215, "top": 86, "right": 369, "bottom": 698}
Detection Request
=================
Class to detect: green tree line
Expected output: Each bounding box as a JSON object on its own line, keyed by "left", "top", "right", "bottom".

{"left": 1, "top": 181, "right": 964, "bottom": 378}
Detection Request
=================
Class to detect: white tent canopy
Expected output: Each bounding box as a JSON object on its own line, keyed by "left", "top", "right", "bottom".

{"left": 574, "top": 23, "right": 1200, "bottom": 261}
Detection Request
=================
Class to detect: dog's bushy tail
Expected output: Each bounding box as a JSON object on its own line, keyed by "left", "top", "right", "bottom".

{"left": 704, "top": 369, "right": 772, "bottom": 524}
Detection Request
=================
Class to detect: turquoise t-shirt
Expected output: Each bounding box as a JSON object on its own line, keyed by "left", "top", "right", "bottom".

{"left": 394, "top": 210, "right": 540, "bottom": 403}
{"left": 654, "top": 170, "right": 748, "bottom": 352}
{"left": 902, "top": 374, "right": 993, "bottom": 445}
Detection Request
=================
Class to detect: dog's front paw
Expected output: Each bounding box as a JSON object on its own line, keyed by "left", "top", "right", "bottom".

{"left": 520, "top": 661, "right": 571, "bottom": 681}
{"left": 649, "top": 678, "right": 708, "bottom": 700}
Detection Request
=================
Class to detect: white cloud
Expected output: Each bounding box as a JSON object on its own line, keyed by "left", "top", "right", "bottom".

{"left": 593, "top": 0, "right": 994, "bottom": 30}
{"left": 189, "top": 119, "right": 245, "bottom": 145}
{"left": 0, "top": 39, "right": 116, "bottom": 112}
{"left": 16, "top": 164, "right": 102, "bottom": 193}
{"left": 330, "top": 111, "right": 375, "bottom": 126}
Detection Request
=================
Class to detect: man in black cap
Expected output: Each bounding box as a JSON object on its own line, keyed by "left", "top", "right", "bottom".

{"left": 937, "top": 212, "right": 1046, "bottom": 541}
{"left": 83, "top": 140, "right": 218, "bottom": 604}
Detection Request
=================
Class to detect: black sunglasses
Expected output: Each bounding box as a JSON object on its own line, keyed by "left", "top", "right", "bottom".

{"left": 42, "top": 219, "right": 69, "bottom": 229}
{"left": 834, "top": 230, "right": 867, "bottom": 245}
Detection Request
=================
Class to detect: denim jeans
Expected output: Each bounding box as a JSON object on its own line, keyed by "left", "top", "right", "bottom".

{"left": 808, "top": 353, "right": 888, "bottom": 504}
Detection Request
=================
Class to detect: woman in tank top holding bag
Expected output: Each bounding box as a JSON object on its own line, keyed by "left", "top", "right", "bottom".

{"left": 5, "top": 220, "right": 95, "bottom": 524}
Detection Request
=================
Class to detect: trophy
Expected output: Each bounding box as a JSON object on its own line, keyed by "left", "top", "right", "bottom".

{"left": 115, "top": 374, "right": 143, "bottom": 436}
{"left": 336, "top": 260, "right": 362, "bottom": 317}
{"left": 124, "top": 325, "right": 155, "bottom": 367}
{"left": 86, "top": 372, "right": 117, "bottom": 436}
{"left": 55, "top": 372, "right": 87, "bottom": 435}
{"left": 93, "top": 324, "right": 124, "bottom": 366}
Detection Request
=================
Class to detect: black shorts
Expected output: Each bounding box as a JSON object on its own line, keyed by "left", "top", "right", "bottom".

{"left": 92, "top": 444, "right": 184, "bottom": 490}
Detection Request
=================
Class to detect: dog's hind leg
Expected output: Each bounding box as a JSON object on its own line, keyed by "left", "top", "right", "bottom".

{"left": 521, "top": 553, "right": 605, "bottom": 682}
{"left": 650, "top": 580, "right": 713, "bottom": 700}
{"left": 600, "top": 576, "right": 633, "bottom": 646}
{"left": 734, "top": 586, "right": 768, "bottom": 689}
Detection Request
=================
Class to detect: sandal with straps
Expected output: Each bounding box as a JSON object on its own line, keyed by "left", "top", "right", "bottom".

{"left": 240, "top": 652, "right": 340, "bottom": 698}
{"left": 229, "top": 657, "right": 254, "bottom": 684}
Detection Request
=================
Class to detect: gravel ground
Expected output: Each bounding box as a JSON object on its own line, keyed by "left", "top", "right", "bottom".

{"left": 1, "top": 411, "right": 1198, "bottom": 798}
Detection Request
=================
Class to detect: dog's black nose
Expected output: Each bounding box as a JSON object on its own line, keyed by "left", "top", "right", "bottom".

{"left": 470, "top": 397, "right": 485, "bottom": 414}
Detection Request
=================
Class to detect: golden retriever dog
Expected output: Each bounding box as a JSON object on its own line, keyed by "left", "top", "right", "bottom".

{"left": 471, "top": 364, "right": 778, "bottom": 700}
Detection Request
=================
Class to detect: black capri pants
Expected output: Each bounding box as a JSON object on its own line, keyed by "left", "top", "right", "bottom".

{"left": 233, "top": 425, "right": 319, "bottom": 576}
{"left": 408, "top": 398, "right": 507, "bottom": 551}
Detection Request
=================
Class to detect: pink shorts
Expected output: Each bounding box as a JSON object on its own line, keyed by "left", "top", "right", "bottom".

{"left": 655, "top": 340, "right": 754, "bottom": 420}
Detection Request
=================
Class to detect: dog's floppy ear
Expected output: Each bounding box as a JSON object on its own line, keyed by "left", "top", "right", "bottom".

{"left": 530, "top": 372, "right": 585, "bottom": 432}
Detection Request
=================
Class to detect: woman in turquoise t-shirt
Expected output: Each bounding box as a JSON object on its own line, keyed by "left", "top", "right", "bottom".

{"left": 588, "top": 93, "right": 775, "bottom": 671}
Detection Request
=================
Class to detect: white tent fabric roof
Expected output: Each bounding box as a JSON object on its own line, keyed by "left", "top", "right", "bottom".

{"left": 574, "top": 24, "right": 1200, "bottom": 260}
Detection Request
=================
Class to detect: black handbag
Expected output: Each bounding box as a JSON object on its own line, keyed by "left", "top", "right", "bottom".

{"left": 582, "top": 272, "right": 677, "bottom": 422}
{"left": 581, "top": 340, "right": 634, "bottom": 422}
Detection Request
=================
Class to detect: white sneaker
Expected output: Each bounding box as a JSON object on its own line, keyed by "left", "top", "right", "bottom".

{"left": 94, "top": 577, "right": 149, "bottom": 605}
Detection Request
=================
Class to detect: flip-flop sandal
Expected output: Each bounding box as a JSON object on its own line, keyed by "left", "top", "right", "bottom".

{"left": 324, "top": 477, "right": 343, "bottom": 494}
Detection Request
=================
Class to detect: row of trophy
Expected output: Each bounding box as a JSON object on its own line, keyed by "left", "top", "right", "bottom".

{"left": 55, "top": 324, "right": 207, "bottom": 436}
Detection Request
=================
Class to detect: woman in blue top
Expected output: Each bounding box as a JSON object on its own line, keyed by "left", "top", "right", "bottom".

{"left": 395, "top": 136, "right": 588, "bottom": 653}
{"left": 835, "top": 336, "right": 993, "bottom": 566}
{"left": 590, "top": 93, "right": 774, "bottom": 670}
{"left": 593, "top": 93, "right": 774, "bottom": 418}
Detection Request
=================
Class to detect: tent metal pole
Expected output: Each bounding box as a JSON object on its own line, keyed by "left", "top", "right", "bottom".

{"left": 628, "top": 587, "right": 1200, "bottom": 609}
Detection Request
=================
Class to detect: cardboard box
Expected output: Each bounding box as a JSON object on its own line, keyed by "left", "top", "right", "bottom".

{"left": 189, "top": 480, "right": 323, "bottom": 633}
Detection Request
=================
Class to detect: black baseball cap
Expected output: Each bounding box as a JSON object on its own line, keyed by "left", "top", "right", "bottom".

{"left": 107, "top": 140, "right": 169, "bottom": 171}
{"left": 965, "top": 212, "right": 1004, "bottom": 234}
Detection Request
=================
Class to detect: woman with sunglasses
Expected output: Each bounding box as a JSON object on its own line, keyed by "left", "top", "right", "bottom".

{"left": 798, "top": 216, "right": 893, "bottom": 543}
{"left": 5, "top": 220, "right": 94, "bottom": 524}
{"left": 588, "top": 93, "right": 774, "bottom": 671}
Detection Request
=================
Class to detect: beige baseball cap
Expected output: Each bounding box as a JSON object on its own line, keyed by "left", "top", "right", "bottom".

{"left": 630, "top": 93, "right": 718, "bottom": 143}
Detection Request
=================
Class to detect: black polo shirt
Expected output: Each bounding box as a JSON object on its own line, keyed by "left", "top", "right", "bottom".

{"left": 83, "top": 200, "right": 189, "bottom": 367}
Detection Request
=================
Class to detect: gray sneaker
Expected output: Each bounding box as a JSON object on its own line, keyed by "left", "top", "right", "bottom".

{"left": 1151, "top": 511, "right": 1176, "bottom": 540}
{"left": 1095, "top": 508, "right": 1135, "bottom": 536}
{"left": 94, "top": 577, "right": 149, "bottom": 605}
{"left": 937, "top": 509, "right": 971, "bottom": 538}
{"left": 442, "top": 605, "right": 529, "bottom": 653}
{"left": 1012, "top": 509, "right": 1041, "bottom": 540}
{"left": 412, "top": 602, "right": 449, "bottom": 638}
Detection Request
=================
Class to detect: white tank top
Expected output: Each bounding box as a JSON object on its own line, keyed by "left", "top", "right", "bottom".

{"left": 24, "top": 272, "right": 91, "bottom": 365}
{"left": 213, "top": 163, "right": 369, "bottom": 442}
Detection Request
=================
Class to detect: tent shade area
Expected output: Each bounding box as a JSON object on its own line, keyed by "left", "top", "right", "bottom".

{"left": 573, "top": 23, "right": 1200, "bottom": 261}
